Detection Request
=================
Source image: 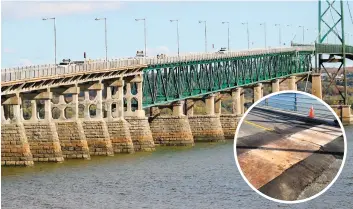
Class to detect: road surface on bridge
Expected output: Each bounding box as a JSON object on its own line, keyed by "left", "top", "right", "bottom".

{"left": 235, "top": 107, "right": 344, "bottom": 201}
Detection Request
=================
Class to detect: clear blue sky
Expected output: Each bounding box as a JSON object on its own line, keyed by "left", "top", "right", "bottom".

{"left": 1, "top": 1, "right": 353, "bottom": 68}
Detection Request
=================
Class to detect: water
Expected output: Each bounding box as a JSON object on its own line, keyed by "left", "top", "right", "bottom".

{"left": 259, "top": 93, "right": 336, "bottom": 120}
{"left": 2, "top": 126, "right": 353, "bottom": 209}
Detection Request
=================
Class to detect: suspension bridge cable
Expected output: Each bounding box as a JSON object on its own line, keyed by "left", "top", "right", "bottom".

{"left": 347, "top": 1, "right": 353, "bottom": 25}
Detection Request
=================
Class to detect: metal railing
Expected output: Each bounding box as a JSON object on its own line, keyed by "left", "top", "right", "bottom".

{"left": 258, "top": 93, "right": 336, "bottom": 120}
{"left": 1, "top": 46, "right": 315, "bottom": 82}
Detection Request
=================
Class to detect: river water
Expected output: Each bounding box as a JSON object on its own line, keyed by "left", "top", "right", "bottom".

{"left": 2, "top": 126, "right": 353, "bottom": 209}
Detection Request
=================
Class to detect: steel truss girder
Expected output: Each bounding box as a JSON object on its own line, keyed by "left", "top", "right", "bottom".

{"left": 142, "top": 52, "right": 312, "bottom": 107}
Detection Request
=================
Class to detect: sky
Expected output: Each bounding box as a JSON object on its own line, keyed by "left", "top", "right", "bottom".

{"left": 1, "top": 1, "right": 353, "bottom": 68}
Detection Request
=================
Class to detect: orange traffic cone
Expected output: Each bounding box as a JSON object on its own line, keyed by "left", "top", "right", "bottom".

{"left": 308, "top": 106, "right": 315, "bottom": 118}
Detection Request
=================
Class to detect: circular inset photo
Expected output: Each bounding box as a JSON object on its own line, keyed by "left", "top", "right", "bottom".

{"left": 233, "top": 91, "right": 347, "bottom": 203}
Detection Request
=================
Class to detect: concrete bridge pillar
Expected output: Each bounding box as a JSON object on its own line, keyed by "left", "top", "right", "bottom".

{"left": 331, "top": 105, "right": 353, "bottom": 125}
{"left": 1, "top": 105, "right": 7, "bottom": 123}
{"left": 173, "top": 101, "right": 184, "bottom": 116}
{"left": 188, "top": 94, "right": 225, "bottom": 142}
{"left": 22, "top": 91, "right": 64, "bottom": 163}
{"left": 311, "top": 73, "right": 322, "bottom": 99}
{"left": 186, "top": 99, "right": 194, "bottom": 116}
{"left": 288, "top": 76, "right": 297, "bottom": 91}
{"left": 215, "top": 93, "right": 222, "bottom": 115}
{"left": 271, "top": 79, "right": 280, "bottom": 93}
{"left": 149, "top": 101, "right": 194, "bottom": 146}
{"left": 52, "top": 86, "right": 90, "bottom": 160}
{"left": 253, "top": 83, "right": 263, "bottom": 102}
{"left": 219, "top": 88, "right": 243, "bottom": 139}
{"left": 104, "top": 79, "right": 134, "bottom": 154}
{"left": 240, "top": 89, "right": 245, "bottom": 114}
{"left": 232, "top": 88, "right": 242, "bottom": 115}
{"left": 1, "top": 95, "right": 34, "bottom": 166}
{"left": 80, "top": 82, "right": 114, "bottom": 156}
{"left": 205, "top": 94, "right": 215, "bottom": 115}
{"left": 125, "top": 75, "right": 155, "bottom": 151}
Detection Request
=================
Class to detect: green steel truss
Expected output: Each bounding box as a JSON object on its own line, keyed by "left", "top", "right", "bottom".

{"left": 142, "top": 51, "right": 312, "bottom": 107}
{"left": 317, "top": 0, "right": 348, "bottom": 105}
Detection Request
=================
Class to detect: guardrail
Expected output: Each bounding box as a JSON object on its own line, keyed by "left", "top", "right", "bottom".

{"left": 1, "top": 46, "right": 315, "bottom": 82}
{"left": 258, "top": 93, "right": 336, "bottom": 120}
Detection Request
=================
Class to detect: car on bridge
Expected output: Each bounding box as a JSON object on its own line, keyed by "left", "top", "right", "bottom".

{"left": 157, "top": 54, "right": 166, "bottom": 59}
{"left": 58, "top": 59, "right": 84, "bottom": 68}
{"left": 217, "top": 47, "right": 227, "bottom": 54}
{"left": 136, "top": 51, "right": 145, "bottom": 58}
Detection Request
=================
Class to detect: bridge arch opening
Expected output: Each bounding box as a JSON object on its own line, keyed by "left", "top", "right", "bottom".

{"left": 22, "top": 100, "right": 32, "bottom": 120}
{"left": 131, "top": 98, "right": 138, "bottom": 112}
{"left": 52, "top": 107, "right": 61, "bottom": 119}
{"left": 64, "top": 94, "right": 73, "bottom": 103}
{"left": 89, "top": 104, "right": 97, "bottom": 117}
{"left": 64, "top": 107, "right": 74, "bottom": 119}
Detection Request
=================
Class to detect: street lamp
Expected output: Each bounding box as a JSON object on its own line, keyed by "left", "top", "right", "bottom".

{"left": 222, "top": 21, "right": 230, "bottom": 51}
{"left": 275, "top": 24, "right": 282, "bottom": 46}
{"left": 259, "top": 22, "right": 267, "bottom": 48}
{"left": 135, "top": 18, "right": 147, "bottom": 57}
{"left": 286, "top": 24, "right": 294, "bottom": 45}
{"left": 42, "top": 17, "right": 56, "bottom": 66}
{"left": 299, "top": 25, "right": 305, "bottom": 44}
{"left": 170, "top": 19, "right": 180, "bottom": 57}
{"left": 95, "top": 17, "right": 108, "bottom": 61}
{"left": 241, "top": 22, "right": 250, "bottom": 49}
{"left": 198, "top": 20, "right": 207, "bottom": 52}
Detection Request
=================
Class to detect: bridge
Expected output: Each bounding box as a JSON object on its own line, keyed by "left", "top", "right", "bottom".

{"left": 1, "top": 1, "right": 353, "bottom": 166}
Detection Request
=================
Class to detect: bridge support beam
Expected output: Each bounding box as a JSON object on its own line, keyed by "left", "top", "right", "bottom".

{"left": 80, "top": 82, "right": 114, "bottom": 156}
{"left": 1, "top": 95, "right": 34, "bottom": 166}
{"left": 105, "top": 79, "right": 134, "bottom": 154}
{"left": 219, "top": 88, "right": 243, "bottom": 139}
{"left": 186, "top": 99, "right": 194, "bottom": 116}
{"left": 21, "top": 91, "right": 64, "bottom": 163}
{"left": 215, "top": 94, "right": 222, "bottom": 115}
{"left": 253, "top": 83, "right": 263, "bottom": 102}
{"left": 331, "top": 105, "right": 353, "bottom": 125}
{"left": 188, "top": 95, "right": 225, "bottom": 142}
{"left": 311, "top": 73, "right": 322, "bottom": 99}
{"left": 53, "top": 86, "right": 90, "bottom": 159}
{"left": 288, "top": 76, "right": 297, "bottom": 91}
{"left": 241, "top": 89, "right": 245, "bottom": 114}
{"left": 125, "top": 75, "right": 155, "bottom": 151}
{"left": 272, "top": 79, "right": 280, "bottom": 93}
{"left": 149, "top": 102, "right": 194, "bottom": 146}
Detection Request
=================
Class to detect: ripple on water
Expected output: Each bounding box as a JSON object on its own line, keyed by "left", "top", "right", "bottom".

{"left": 2, "top": 127, "right": 353, "bottom": 209}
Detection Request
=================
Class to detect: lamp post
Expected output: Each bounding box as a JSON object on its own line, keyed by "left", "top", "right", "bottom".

{"left": 286, "top": 24, "right": 294, "bottom": 45}
{"left": 241, "top": 22, "right": 250, "bottom": 49}
{"left": 275, "top": 24, "right": 282, "bottom": 46}
{"left": 170, "top": 19, "right": 180, "bottom": 57}
{"left": 135, "top": 18, "right": 147, "bottom": 57}
{"left": 299, "top": 25, "right": 305, "bottom": 44}
{"left": 198, "top": 20, "right": 207, "bottom": 52}
{"left": 42, "top": 17, "right": 57, "bottom": 66}
{"left": 95, "top": 17, "right": 108, "bottom": 61}
{"left": 222, "top": 21, "right": 230, "bottom": 50}
{"left": 260, "top": 22, "right": 267, "bottom": 48}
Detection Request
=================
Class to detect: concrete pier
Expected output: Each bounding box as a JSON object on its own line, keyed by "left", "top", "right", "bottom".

{"left": 149, "top": 102, "right": 194, "bottom": 146}
{"left": 253, "top": 83, "right": 263, "bottom": 102}
{"left": 188, "top": 95, "right": 225, "bottom": 142}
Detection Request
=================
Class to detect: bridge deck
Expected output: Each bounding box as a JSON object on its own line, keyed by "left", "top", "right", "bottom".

{"left": 236, "top": 108, "right": 343, "bottom": 200}
{"left": 1, "top": 46, "right": 314, "bottom": 84}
